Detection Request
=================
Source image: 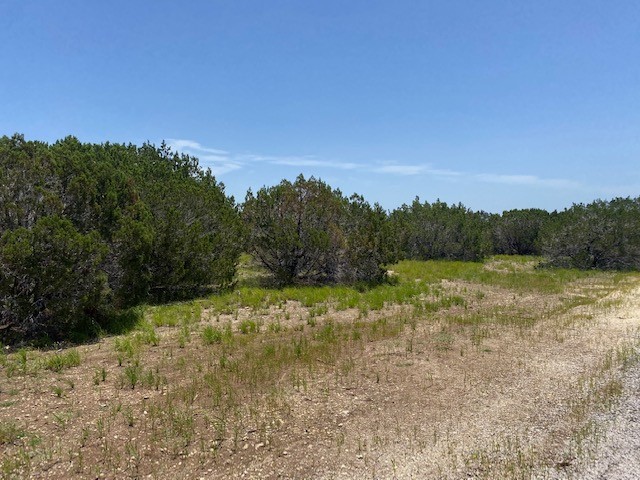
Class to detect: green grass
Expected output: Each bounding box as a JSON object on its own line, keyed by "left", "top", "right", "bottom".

{"left": 96, "top": 256, "right": 636, "bottom": 351}
{"left": 42, "top": 349, "right": 81, "bottom": 372}
{"left": 201, "top": 325, "right": 224, "bottom": 345}
{"left": 0, "top": 421, "right": 26, "bottom": 445}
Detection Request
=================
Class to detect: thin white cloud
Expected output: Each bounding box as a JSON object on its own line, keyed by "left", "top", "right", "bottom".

{"left": 374, "top": 165, "right": 428, "bottom": 175}
{"left": 270, "top": 158, "right": 361, "bottom": 170}
{"left": 164, "top": 138, "right": 581, "bottom": 190}
{"left": 167, "top": 138, "right": 240, "bottom": 176}
{"left": 166, "top": 139, "right": 228, "bottom": 155}
{"left": 475, "top": 173, "right": 579, "bottom": 188}
{"left": 373, "top": 164, "right": 463, "bottom": 177}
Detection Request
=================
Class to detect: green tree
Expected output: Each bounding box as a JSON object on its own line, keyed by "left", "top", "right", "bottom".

{"left": 492, "top": 208, "right": 550, "bottom": 255}
{"left": 340, "top": 195, "right": 395, "bottom": 283}
{"left": 390, "top": 198, "right": 491, "bottom": 262}
{"left": 0, "top": 216, "right": 107, "bottom": 342}
{"left": 0, "top": 134, "right": 244, "bottom": 342}
{"left": 243, "top": 175, "right": 394, "bottom": 285}
{"left": 542, "top": 198, "right": 640, "bottom": 270}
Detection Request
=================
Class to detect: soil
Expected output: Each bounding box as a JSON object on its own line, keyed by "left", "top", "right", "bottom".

{"left": 1, "top": 279, "right": 639, "bottom": 479}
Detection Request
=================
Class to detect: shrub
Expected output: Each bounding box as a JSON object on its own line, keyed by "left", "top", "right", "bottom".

{"left": 491, "top": 208, "right": 550, "bottom": 255}
{"left": 542, "top": 197, "right": 640, "bottom": 270}
{"left": 243, "top": 175, "right": 395, "bottom": 285}
{"left": 0, "top": 216, "right": 107, "bottom": 342}
{"left": 390, "top": 198, "right": 491, "bottom": 262}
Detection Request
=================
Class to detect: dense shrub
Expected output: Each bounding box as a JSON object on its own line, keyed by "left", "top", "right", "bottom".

{"left": 0, "top": 216, "right": 107, "bottom": 342}
{"left": 542, "top": 197, "right": 640, "bottom": 270}
{"left": 340, "top": 194, "right": 397, "bottom": 284}
{"left": 243, "top": 175, "right": 395, "bottom": 285}
{"left": 390, "top": 198, "right": 492, "bottom": 262}
{"left": 0, "top": 134, "right": 243, "bottom": 342}
{"left": 491, "top": 208, "right": 550, "bottom": 255}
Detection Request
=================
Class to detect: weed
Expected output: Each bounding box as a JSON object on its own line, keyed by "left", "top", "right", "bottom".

{"left": 0, "top": 421, "right": 26, "bottom": 445}
{"left": 267, "top": 321, "right": 283, "bottom": 333}
{"left": 239, "top": 319, "right": 259, "bottom": 334}
{"left": 201, "top": 325, "right": 223, "bottom": 345}
{"left": 123, "top": 361, "right": 142, "bottom": 389}
{"left": 44, "top": 349, "right": 81, "bottom": 372}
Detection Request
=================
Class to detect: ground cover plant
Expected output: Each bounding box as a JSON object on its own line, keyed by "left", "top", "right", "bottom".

{"left": 1, "top": 256, "right": 639, "bottom": 479}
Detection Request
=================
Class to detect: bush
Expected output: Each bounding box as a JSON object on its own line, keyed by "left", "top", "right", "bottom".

{"left": 492, "top": 208, "right": 550, "bottom": 255}
{"left": 542, "top": 197, "right": 640, "bottom": 270}
{"left": 243, "top": 175, "right": 395, "bottom": 285}
{"left": 0, "top": 134, "right": 244, "bottom": 342}
{"left": 0, "top": 216, "right": 107, "bottom": 342}
{"left": 390, "top": 198, "right": 491, "bottom": 262}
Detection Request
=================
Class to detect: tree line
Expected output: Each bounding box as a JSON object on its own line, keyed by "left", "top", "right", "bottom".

{"left": 2, "top": 134, "right": 639, "bottom": 343}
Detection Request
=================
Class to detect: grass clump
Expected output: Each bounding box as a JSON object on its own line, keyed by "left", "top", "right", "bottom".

{"left": 43, "top": 349, "right": 81, "bottom": 372}
{"left": 201, "top": 325, "right": 224, "bottom": 345}
{"left": 0, "top": 421, "right": 26, "bottom": 445}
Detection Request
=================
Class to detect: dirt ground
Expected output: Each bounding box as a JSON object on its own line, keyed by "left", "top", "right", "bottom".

{"left": 1, "top": 277, "right": 639, "bottom": 479}
{"left": 539, "top": 291, "right": 640, "bottom": 480}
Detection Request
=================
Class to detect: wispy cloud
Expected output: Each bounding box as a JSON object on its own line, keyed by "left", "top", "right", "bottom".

{"left": 373, "top": 165, "right": 428, "bottom": 176}
{"left": 475, "top": 173, "right": 579, "bottom": 188}
{"left": 166, "top": 138, "right": 241, "bottom": 176}
{"left": 269, "top": 157, "right": 361, "bottom": 170}
{"left": 165, "top": 138, "right": 580, "bottom": 191}
{"left": 373, "top": 164, "right": 462, "bottom": 177}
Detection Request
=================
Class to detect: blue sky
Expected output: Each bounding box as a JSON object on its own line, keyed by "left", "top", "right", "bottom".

{"left": 1, "top": 1, "right": 639, "bottom": 212}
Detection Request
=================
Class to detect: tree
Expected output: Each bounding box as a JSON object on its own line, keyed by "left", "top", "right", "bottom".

{"left": 0, "top": 216, "right": 107, "bottom": 343}
{"left": 136, "top": 144, "right": 244, "bottom": 299}
{"left": 492, "top": 208, "right": 550, "bottom": 255}
{"left": 243, "top": 175, "right": 395, "bottom": 285}
{"left": 340, "top": 195, "right": 396, "bottom": 283}
{"left": 542, "top": 198, "right": 640, "bottom": 270}
{"left": 0, "top": 134, "right": 244, "bottom": 342}
{"left": 390, "top": 198, "right": 491, "bottom": 262}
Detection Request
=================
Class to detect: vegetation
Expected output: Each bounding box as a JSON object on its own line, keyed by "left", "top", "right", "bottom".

{"left": 390, "top": 198, "right": 492, "bottom": 262}
{"left": 491, "top": 208, "right": 550, "bottom": 255}
{"left": 0, "top": 256, "right": 638, "bottom": 479}
{"left": 243, "top": 175, "right": 395, "bottom": 285}
{"left": 2, "top": 133, "right": 640, "bottom": 345}
{"left": 0, "top": 134, "right": 242, "bottom": 342}
{"left": 542, "top": 197, "right": 640, "bottom": 270}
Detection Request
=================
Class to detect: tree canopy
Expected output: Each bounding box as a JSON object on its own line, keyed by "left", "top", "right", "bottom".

{"left": 243, "top": 175, "right": 395, "bottom": 285}
{"left": 0, "top": 134, "right": 243, "bottom": 342}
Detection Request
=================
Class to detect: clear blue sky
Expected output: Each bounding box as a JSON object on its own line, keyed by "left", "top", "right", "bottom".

{"left": 2, "top": 1, "right": 639, "bottom": 212}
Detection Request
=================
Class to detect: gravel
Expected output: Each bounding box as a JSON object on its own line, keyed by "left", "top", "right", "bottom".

{"left": 550, "top": 348, "right": 640, "bottom": 480}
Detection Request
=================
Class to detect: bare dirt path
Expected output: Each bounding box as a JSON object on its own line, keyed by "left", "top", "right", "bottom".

{"left": 541, "top": 288, "right": 640, "bottom": 480}
{"left": 309, "top": 285, "right": 640, "bottom": 480}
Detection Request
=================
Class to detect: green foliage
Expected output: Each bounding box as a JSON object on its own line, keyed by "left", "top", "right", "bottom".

{"left": 44, "top": 349, "right": 81, "bottom": 372}
{"left": 201, "top": 325, "right": 224, "bottom": 344}
{"left": 542, "top": 197, "right": 640, "bottom": 270}
{"left": 390, "top": 198, "right": 492, "bottom": 262}
{"left": 0, "top": 216, "right": 107, "bottom": 342}
{"left": 341, "top": 194, "right": 397, "bottom": 283}
{"left": 243, "top": 175, "right": 395, "bottom": 285}
{"left": 492, "top": 208, "right": 550, "bottom": 255}
{"left": 0, "top": 134, "right": 242, "bottom": 343}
